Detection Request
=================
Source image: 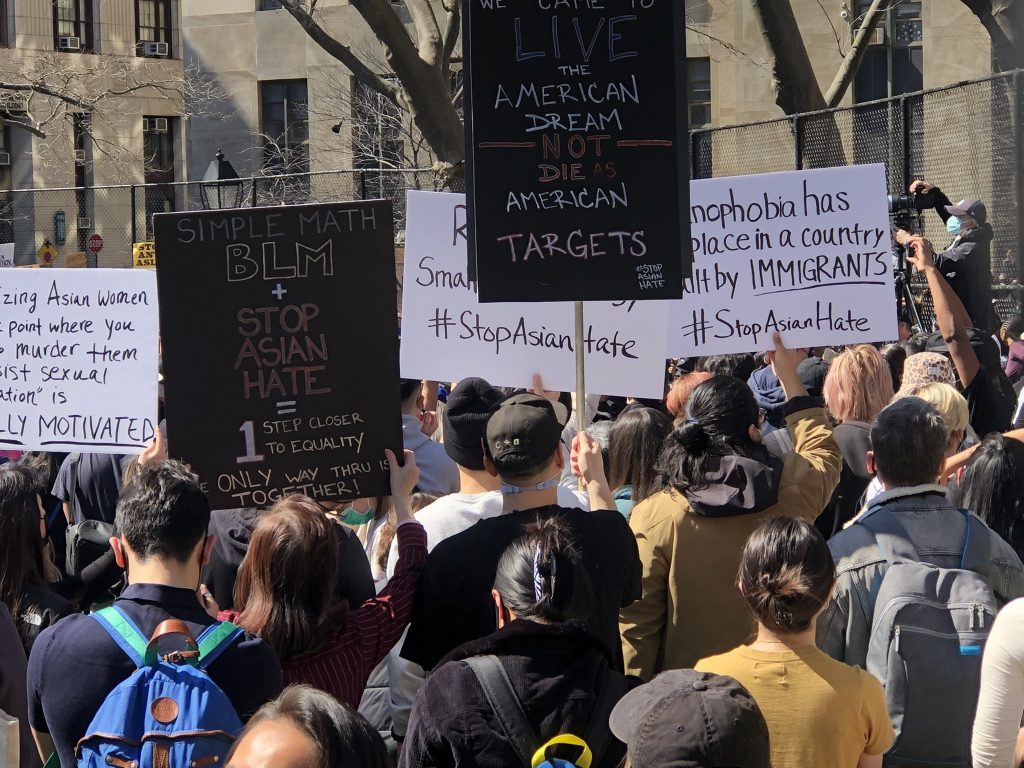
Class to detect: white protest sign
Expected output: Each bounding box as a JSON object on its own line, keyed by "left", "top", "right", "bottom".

{"left": 0, "top": 268, "right": 159, "bottom": 453}
{"left": 0, "top": 243, "right": 12, "bottom": 268}
{"left": 401, "top": 191, "right": 669, "bottom": 398}
{"left": 669, "top": 164, "right": 897, "bottom": 355}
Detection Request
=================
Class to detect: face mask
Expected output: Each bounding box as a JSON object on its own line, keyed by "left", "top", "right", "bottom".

{"left": 338, "top": 505, "right": 375, "bottom": 526}
{"left": 947, "top": 216, "right": 962, "bottom": 236}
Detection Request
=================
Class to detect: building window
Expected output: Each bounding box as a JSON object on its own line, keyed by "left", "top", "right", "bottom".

{"left": 136, "top": 0, "right": 173, "bottom": 56}
{"left": 259, "top": 0, "right": 283, "bottom": 8}
{"left": 351, "top": 77, "right": 405, "bottom": 197}
{"left": 144, "top": 116, "right": 176, "bottom": 238}
{"left": 0, "top": 126, "right": 12, "bottom": 243}
{"left": 685, "top": 0, "right": 710, "bottom": 24}
{"left": 688, "top": 58, "right": 712, "bottom": 128}
{"left": 53, "top": 0, "right": 93, "bottom": 53}
{"left": 0, "top": 1, "right": 10, "bottom": 48}
{"left": 260, "top": 79, "right": 309, "bottom": 174}
{"left": 854, "top": 0, "right": 923, "bottom": 102}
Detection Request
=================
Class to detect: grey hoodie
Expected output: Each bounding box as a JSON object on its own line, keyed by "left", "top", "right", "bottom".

{"left": 402, "top": 415, "right": 459, "bottom": 496}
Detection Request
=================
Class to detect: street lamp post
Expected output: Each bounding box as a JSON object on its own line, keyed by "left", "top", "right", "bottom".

{"left": 199, "top": 148, "right": 244, "bottom": 210}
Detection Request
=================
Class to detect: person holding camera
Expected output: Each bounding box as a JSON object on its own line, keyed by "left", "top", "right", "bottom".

{"left": 895, "top": 179, "right": 996, "bottom": 333}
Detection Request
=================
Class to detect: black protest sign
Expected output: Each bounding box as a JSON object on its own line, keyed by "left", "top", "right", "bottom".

{"left": 463, "top": 0, "right": 689, "bottom": 303}
{"left": 155, "top": 201, "right": 401, "bottom": 509}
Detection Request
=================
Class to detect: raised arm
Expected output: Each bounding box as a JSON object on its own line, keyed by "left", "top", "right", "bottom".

{"left": 907, "top": 237, "right": 980, "bottom": 388}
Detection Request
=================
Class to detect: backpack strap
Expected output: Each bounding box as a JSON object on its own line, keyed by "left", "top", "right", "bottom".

{"left": 91, "top": 605, "right": 149, "bottom": 668}
{"left": 858, "top": 506, "right": 922, "bottom": 564}
{"left": 582, "top": 672, "right": 630, "bottom": 765}
{"left": 464, "top": 655, "right": 537, "bottom": 768}
{"left": 67, "top": 453, "right": 81, "bottom": 522}
{"left": 196, "top": 621, "right": 245, "bottom": 671}
{"left": 957, "top": 509, "right": 990, "bottom": 573}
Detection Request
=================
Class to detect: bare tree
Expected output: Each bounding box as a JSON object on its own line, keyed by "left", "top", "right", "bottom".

{"left": 279, "top": 0, "right": 464, "bottom": 186}
{"left": 0, "top": 51, "right": 224, "bottom": 180}
{"left": 959, "top": 0, "right": 1023, "bottom": 70}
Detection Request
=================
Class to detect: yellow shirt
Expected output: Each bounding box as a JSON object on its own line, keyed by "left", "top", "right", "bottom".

{"left": 696, "top": 645, "right": 895, "bottom": 768}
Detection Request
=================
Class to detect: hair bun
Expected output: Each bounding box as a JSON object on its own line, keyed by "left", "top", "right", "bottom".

{"left": 674, "top": 420, "right": 710, "bottom": 452}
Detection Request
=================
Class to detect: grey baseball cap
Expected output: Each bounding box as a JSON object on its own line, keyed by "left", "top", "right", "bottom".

{"left": 609, "top": 670, "right": 771, "bottom": 768}
{"left": 945, "top": 198, "right": 986, "bottom": 224}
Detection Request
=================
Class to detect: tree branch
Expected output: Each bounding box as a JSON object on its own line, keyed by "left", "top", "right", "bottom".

{"left": 824, "top": 0, "right": 887, "bottom": 107}
{"left": 0, "top": 80, "right": 90, "bottom": 110}
{"left": 0, "top": 113, "right": 44, "bottom": 137}
{"left": 441, "top": 0, "right": 461, "bottom": 78}
{"left": 279, "top": 0, "right": 402, "bottom": 107}
{"left": 405, "top": 0, "right": 443, "bottom": 64}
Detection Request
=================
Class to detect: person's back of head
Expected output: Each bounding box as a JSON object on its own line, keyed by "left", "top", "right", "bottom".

{"left": 898, "top": 382, "right": 969, "bottom": 455}
{"left": 442, "top": 377, "right": 505, "bottom": 471}
{"left": 953, "top": 434, "right": 1024, "bottom": 552}
{"left": 609, "top": 669, "right": 771, "bottom": 768}
{"left": 869, "top": 398, "right": 948, "bottom": 488}
{"left": 739, "top": 516, "right": 835, "bottom": 636}
{"left": 400, "top": 378, "right": 423, "bottom": 414}
{"left": 608, "top": 407, "right": 671, "bottom": 505}
{"left": 880, "top": 343, "right": 908, "bottom": 392}
{"left": 235, "top": 495, "right": 344, "bottom": 661}
{"left": 492, "top": 516, "right": 591, "bottom": 626}
{"left": 697, "top": 354, "right": 758, "bottom": 382}
{"left": 0, "top": 464, "right": 50, "bottom": 621}
{"left": 227, "top": 684, "right": 388, "bottom": 768}
{"left": 657, "top": 376, "right": 760, "bottom": 494}
{"left": 114, "top": 459, "right": 211, "bottom": 564}
{"left": 1004, "top": 316, "right": 1024, "bottom": 344}
{"left": 485, "top": 393, "right": 567, "bottom": 486}
{"left": 823, "top": 345, "right": 894, "bottom": 424}
{"left": 665, "top": 371, "right": 712, "bottom": 421}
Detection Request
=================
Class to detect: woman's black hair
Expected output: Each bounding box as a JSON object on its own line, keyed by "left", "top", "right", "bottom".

{"left": 953, "top": 434, "right": 1024, "bottom": 553}
{"left": 608, "top": 407, "right": 671, "bottom": 505}
{"left": 229, "top": 685, "right": 389, "bottom": 768}
{"left": 0, "top": 464, "right": 51, "bottom": 628}
{"left": 880, "top": 343, "right": 907, "bottom": 392}
{"left": 493, "top": 516, "right": 591, "bottom": 624}
{"left": 655, "top": 376, "right": 760, "bottom": 494}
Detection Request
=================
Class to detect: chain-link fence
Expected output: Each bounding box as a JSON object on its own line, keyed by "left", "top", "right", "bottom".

{"left": 7, "top": 69, "right": 1024, "bottom": 323}
{"left": 692, "top": 68, "right": 1024, "bottom": 322}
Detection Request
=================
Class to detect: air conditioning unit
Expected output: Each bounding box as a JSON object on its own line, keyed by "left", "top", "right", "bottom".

{"left": 152, "top": 117, "right": 169, "bottom": 133}
{"left": 74, "top": 149, "right": 86, "bottom": 164}
{"left": 58, "top": 36, "right": 81, "bottom": 51}
{"left": 0, "top": 97, "right": 28, "bottom": 114}
{"left": 77, "top": 217, "right": 91, "bottom": 230}
{"left": 142, "top": 41, "right": 169, "bottom": 57}
{"left": 867, "top": 27, "right": 885, "bottom": 46}
{"left": 0, "top": 153, "right": 11, "bottom": 166}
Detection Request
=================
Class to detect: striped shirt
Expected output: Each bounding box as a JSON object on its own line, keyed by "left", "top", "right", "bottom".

{"left": 268, "top": 520, "right": 427, "bottom": 707}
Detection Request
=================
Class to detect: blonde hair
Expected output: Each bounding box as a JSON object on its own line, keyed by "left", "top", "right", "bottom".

{"left": 898, "top": 382, "right": 969, "bottom": 443}
{"left": 822, "top": 345, "right": 894, "bottom": 423}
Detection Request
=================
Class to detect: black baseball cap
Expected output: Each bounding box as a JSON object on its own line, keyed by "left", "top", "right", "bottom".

{"left": 925, "top": 328, "right": 1000, "bottom": 373}
{"left": 485, "top": 393, "right": 567, "bottom": 477}
{"left": 609, "top": 670, "right": 771, "bottom": 768}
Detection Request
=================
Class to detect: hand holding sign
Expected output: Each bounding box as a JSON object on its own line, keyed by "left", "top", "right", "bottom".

{"left": 765, "top": 333, "right": 809, "bottom": 400}
{"left": 387, "top": 448, "right": 420, "bottom": 524}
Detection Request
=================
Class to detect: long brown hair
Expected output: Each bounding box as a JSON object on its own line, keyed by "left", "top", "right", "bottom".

{"left": 234, "top": 495, "right": 349, "bottom": 661}
{"left": 0, "top": 464, "right": 50, "bottom": 622}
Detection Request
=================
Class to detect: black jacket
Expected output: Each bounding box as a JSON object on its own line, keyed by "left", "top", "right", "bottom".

{"left": 400, "top": 620, "right": 635, "bottom": 768}
{"left": 202, "top": 508, "right": 376, "bottom": 611}
{"left": 401, "top": 505, "right": 641, "bottom": 672}
{"left": 818, "top": 420, "right": 872, "bottom": 538}
{"left": 930, "top": 188, "right": 996, "bottom": 333}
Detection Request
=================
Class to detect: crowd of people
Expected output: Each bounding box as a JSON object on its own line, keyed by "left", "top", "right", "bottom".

{"left": 2, "top": 191, "right": 1024, "bottom": 767}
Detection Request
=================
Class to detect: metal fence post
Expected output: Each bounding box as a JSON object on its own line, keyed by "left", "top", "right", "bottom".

{"left": 359, "top": 171, "right": 368, "bottom": 200}
{"left": 690, "top": 130, "right": 699, "bottom": 179}
{"left": 130, "top": 184, "right": 138, "bottom": 245}
{"left": 793, "top": 116, "right": 803, "bottom": 170}
{"left": 900, "top": 96, "right": 913, "bottom": 192}
{"left": 1016, "top": 72, "right": 1024, "bottom": 294}
{"left": 250, "top": 177, "right": 258, "bottom": 207}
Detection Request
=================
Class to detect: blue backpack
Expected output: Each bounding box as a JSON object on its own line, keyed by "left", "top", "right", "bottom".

{"left": 76, "top": 605, "right": 245, "bottom": 768}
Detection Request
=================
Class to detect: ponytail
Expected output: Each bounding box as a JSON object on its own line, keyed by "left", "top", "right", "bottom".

{"left": 493, "top": 516, "right": 590, "bottom": 624}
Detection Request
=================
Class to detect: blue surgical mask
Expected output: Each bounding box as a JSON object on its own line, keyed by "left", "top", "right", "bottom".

{"left": 947, "top": 216, "right": 962, "bottom": 236}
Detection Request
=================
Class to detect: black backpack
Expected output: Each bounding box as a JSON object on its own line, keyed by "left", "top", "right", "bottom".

{"left": 464, "top": 654, "right": 628, "bottom": 768}
{"left": 64, "top": 454, "right": 118, "bottom": 576}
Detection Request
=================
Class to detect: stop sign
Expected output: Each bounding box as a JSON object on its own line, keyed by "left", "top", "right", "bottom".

{"left": 87, "top": 233, "right": 104, "bottom": 254}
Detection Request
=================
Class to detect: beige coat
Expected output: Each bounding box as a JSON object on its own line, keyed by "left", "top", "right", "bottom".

{"left": 620, "top": 406, "right": 841, "bottom": 680}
